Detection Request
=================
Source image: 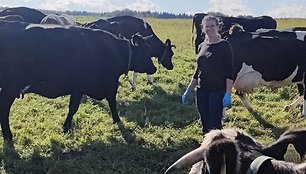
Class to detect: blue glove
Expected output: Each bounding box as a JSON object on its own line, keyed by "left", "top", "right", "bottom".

{"left": 182, "top": 88, "right": 192, "bottom": 105}
{"left": 223, "top": 92, "right": 231, "bottom": 108}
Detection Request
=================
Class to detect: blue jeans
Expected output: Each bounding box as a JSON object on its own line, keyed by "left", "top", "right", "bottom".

{"left": 196, "top": 88, "right": 225, "bottom": 134}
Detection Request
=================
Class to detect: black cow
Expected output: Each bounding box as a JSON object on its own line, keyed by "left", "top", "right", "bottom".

{"left": 0, "top": 20, "right": 156, "bottom": 141}
{"left": 0, "top": 6, "right": 46, "bottom": 23}
{"left": 192, "top": 13, "right": 277, "bottom": 54}
{"left": 165, "top": 128, "right": 306, "bottom": 174}
{"left": 227, "top": 27, "right": 306, "bottom": 116}
{"left": 84, "top": 16, "right": 175, "bottom": 90}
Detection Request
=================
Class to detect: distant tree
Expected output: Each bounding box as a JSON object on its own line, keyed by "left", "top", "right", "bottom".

{"left": 0, "top": 6, "right": 193, "bottom": 19}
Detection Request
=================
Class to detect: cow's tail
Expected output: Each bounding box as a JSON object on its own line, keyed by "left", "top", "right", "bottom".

{"left": 204, "top": 138, "right": 241, "bottom": 174}
{"left": 164, "top": 146, "right": 205, "bottom": 174}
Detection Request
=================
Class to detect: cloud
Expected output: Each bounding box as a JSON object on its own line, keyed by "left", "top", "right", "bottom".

{"left": 41, "top": 0, "right": 119, "bottom": 12}
{"left": 207, "top": 0, "right": 253, "bottom": 16}
{"left": 125, "top": 0, "right": 159, "bottom": 11}
{"left": 267, "top": 3, "right": 306, "bottom": 18}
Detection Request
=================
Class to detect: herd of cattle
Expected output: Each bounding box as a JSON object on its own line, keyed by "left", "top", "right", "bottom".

{"left": 1, "top": 6, "right": 306, "bottom": 173}
{"left": 0, "top": 7, "right": 174, "bottom": 141}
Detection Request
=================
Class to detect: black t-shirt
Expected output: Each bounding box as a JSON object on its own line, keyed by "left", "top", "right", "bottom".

{"left": 193, "top": 40, "right": 234, "bottom": 91}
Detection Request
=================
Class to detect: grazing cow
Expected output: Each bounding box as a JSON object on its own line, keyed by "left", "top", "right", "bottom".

{"left": 40, "top": 14, "right": 77, "bottom": 26}
{"left": 0, "top": 20, "right": 156, "bottom": 141}
{"left": 84, "top": 16, "right": 175, "bottom": 90}
{"left": 0, "top": 15, "right": 24, "bottom": 22}
{"left": 165, "top": 128, "right": 306, "bottom": 174}
{"left": 227, "top": 27, "right": 306, "bottom": 116}
{"left": 0, "top": 6, "right": 46, "bottom": 23}
{"left": 192, "top": 13, "right": 277, "bottom": 54}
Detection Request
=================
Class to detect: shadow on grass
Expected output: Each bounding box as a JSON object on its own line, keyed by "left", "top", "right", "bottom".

{"left": 1, "top": 124, "right": 198, "bottom": 174}
{"left": 249, "top": 109, "right": 287, "bottom": 138}
{"left": 82, "top": 84, "right": 199, "bottom": 129}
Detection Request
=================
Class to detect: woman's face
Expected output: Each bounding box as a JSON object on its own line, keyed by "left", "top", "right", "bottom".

{"left": 202, "top": 19, "right": 219, "bottom": 38}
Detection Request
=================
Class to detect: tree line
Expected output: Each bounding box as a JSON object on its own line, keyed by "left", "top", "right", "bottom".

{"left": 0, "top": 6, "right": 193, "bottom": 19}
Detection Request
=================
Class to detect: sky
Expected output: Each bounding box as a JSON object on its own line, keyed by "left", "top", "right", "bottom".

{"left": 1, "top": 0, "right": 306, "bottom": 18}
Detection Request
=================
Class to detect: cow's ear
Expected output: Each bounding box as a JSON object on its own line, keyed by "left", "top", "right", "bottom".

{"left": 131, "top": 34, "right": 144, "bottom": 46}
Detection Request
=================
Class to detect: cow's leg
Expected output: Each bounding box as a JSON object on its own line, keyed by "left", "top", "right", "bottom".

{"left": 284, "top": 84, "right": 304, "bottom": 111}
{"left": 235, "top": 91, "right": 253, "bottom": 111}
{"left": 63, "top": 93, "right": 82, "bottom": 133}
{"left": 146, "top": 74, "right": 153, "bottom": 85}
{"left": 303, "top": 94, "right": 306, "bottom": 117}
{"left": 284, "top": 95, "right": 303, "bottom": 111}
{"left": 107, "top": 94, "right": 120, "bottom": 124}
{"left": 130, "top": 71, "right": 138, "bottom": 91}
{"left": 0, "top": 89, "right": 17, "bottom": 142}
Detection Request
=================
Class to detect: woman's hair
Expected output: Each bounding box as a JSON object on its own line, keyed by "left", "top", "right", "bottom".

{"left": 202, "top": 15, "right": 219, "bottom": 27}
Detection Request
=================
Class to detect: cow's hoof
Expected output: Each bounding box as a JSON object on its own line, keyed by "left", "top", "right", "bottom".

{"left": 113, "top": 119, "right": 121, "bottom": 124}
{"left": 131, "top": 87, "right": 136, "bottom": 91}
{"left": 3, "top": 139, "right": 13, "bottom": 147}
{"left": 63, "top": 125, "right": 72, "bottom": 134}
{"left": 147, "top": 81, "right": 153, "bottom": 85}
{"left": 247, "top": 108, "right": 255, "bottom": 113}
{"left": 283, "top": 105, "right": 291, "bottom": 111}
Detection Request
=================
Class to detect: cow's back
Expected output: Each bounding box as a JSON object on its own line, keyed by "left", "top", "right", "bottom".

{"left": 0, "top": 7, "right": 46, "bottom": 23}
{"left": 107, "top": 15, "right": 153, "bottom": 38}
{"left": 0, "top": 23, "right": 126, "bottom": 94}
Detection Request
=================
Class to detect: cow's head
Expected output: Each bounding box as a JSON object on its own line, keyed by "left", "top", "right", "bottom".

{"left": 143, "top": 35, "right": 175, "bottom": 70}
{"left": 129, "top": 34, "right": 157, "bottom": 75}
{"left": 164, "top": 129, "right": 263, "bottom": 174}
{"left": 159, "top": 39, "right": 175, "bottom": 70}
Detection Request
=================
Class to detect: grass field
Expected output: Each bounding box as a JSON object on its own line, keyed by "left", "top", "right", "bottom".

{"left": 0, "top": 17, "right": 306, "bottom": 174}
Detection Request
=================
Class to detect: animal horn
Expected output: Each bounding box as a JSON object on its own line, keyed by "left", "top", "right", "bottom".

{"left": 164, "top": 146, "right": 205, "bottom": 173}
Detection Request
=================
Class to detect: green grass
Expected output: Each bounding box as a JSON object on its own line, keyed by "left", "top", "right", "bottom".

{"left": 0, "top": 18, "right": 306, "bottom": 174}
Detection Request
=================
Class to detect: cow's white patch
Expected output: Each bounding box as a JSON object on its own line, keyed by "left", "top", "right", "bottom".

{"left": 142, "top": 19, "right": 147, "bottom": 29}
{"left": 295, "top": 31, "right": 306, "bottom": 41}
{"left": 303, "top": 99, "right": 306, "bottom": 116}
{"left": 252, "top": 34, "right": 259, "bottom": 39}
{"left": 20, "top": 85, "right": 31, "bottom": 94}
{"left": 234, "top": 63, "right": 301, "bottom": 92}
{"left": 252, "top": 34, "right": 275, "bottom": 39}
{"left": 26, "top": 23, "right": 64, "bottom": 30}
{"left": 220, "top": 154, "right": 226, "bottom": 174}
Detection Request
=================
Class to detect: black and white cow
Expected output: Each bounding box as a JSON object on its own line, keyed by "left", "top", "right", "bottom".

{"left": 280, "top": 27, "right": 306, "bottom": 112}
{"left": 192, "top": 13, "right": 277, "bottom": 54}
{"left": 0, "top": 20, "right": 156, "bottom": 141}
{"left": 165, "top": 129, "right": 263, "bottom": 174}
{"left": 84, "top": 16, "right": 175, "bottom": 90}
{"left": 0, "top": 6, "right": 46, "bottom": 23}
{"left": 227, "top": 27, "right": 306, "bottom": 116}
{"left": 165, "top": 128, "right": 306, "bottom": 174}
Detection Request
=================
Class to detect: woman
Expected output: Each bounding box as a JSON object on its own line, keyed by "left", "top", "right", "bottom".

{"left": 182, "top": 15, "right": 234, "bottom": 134}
